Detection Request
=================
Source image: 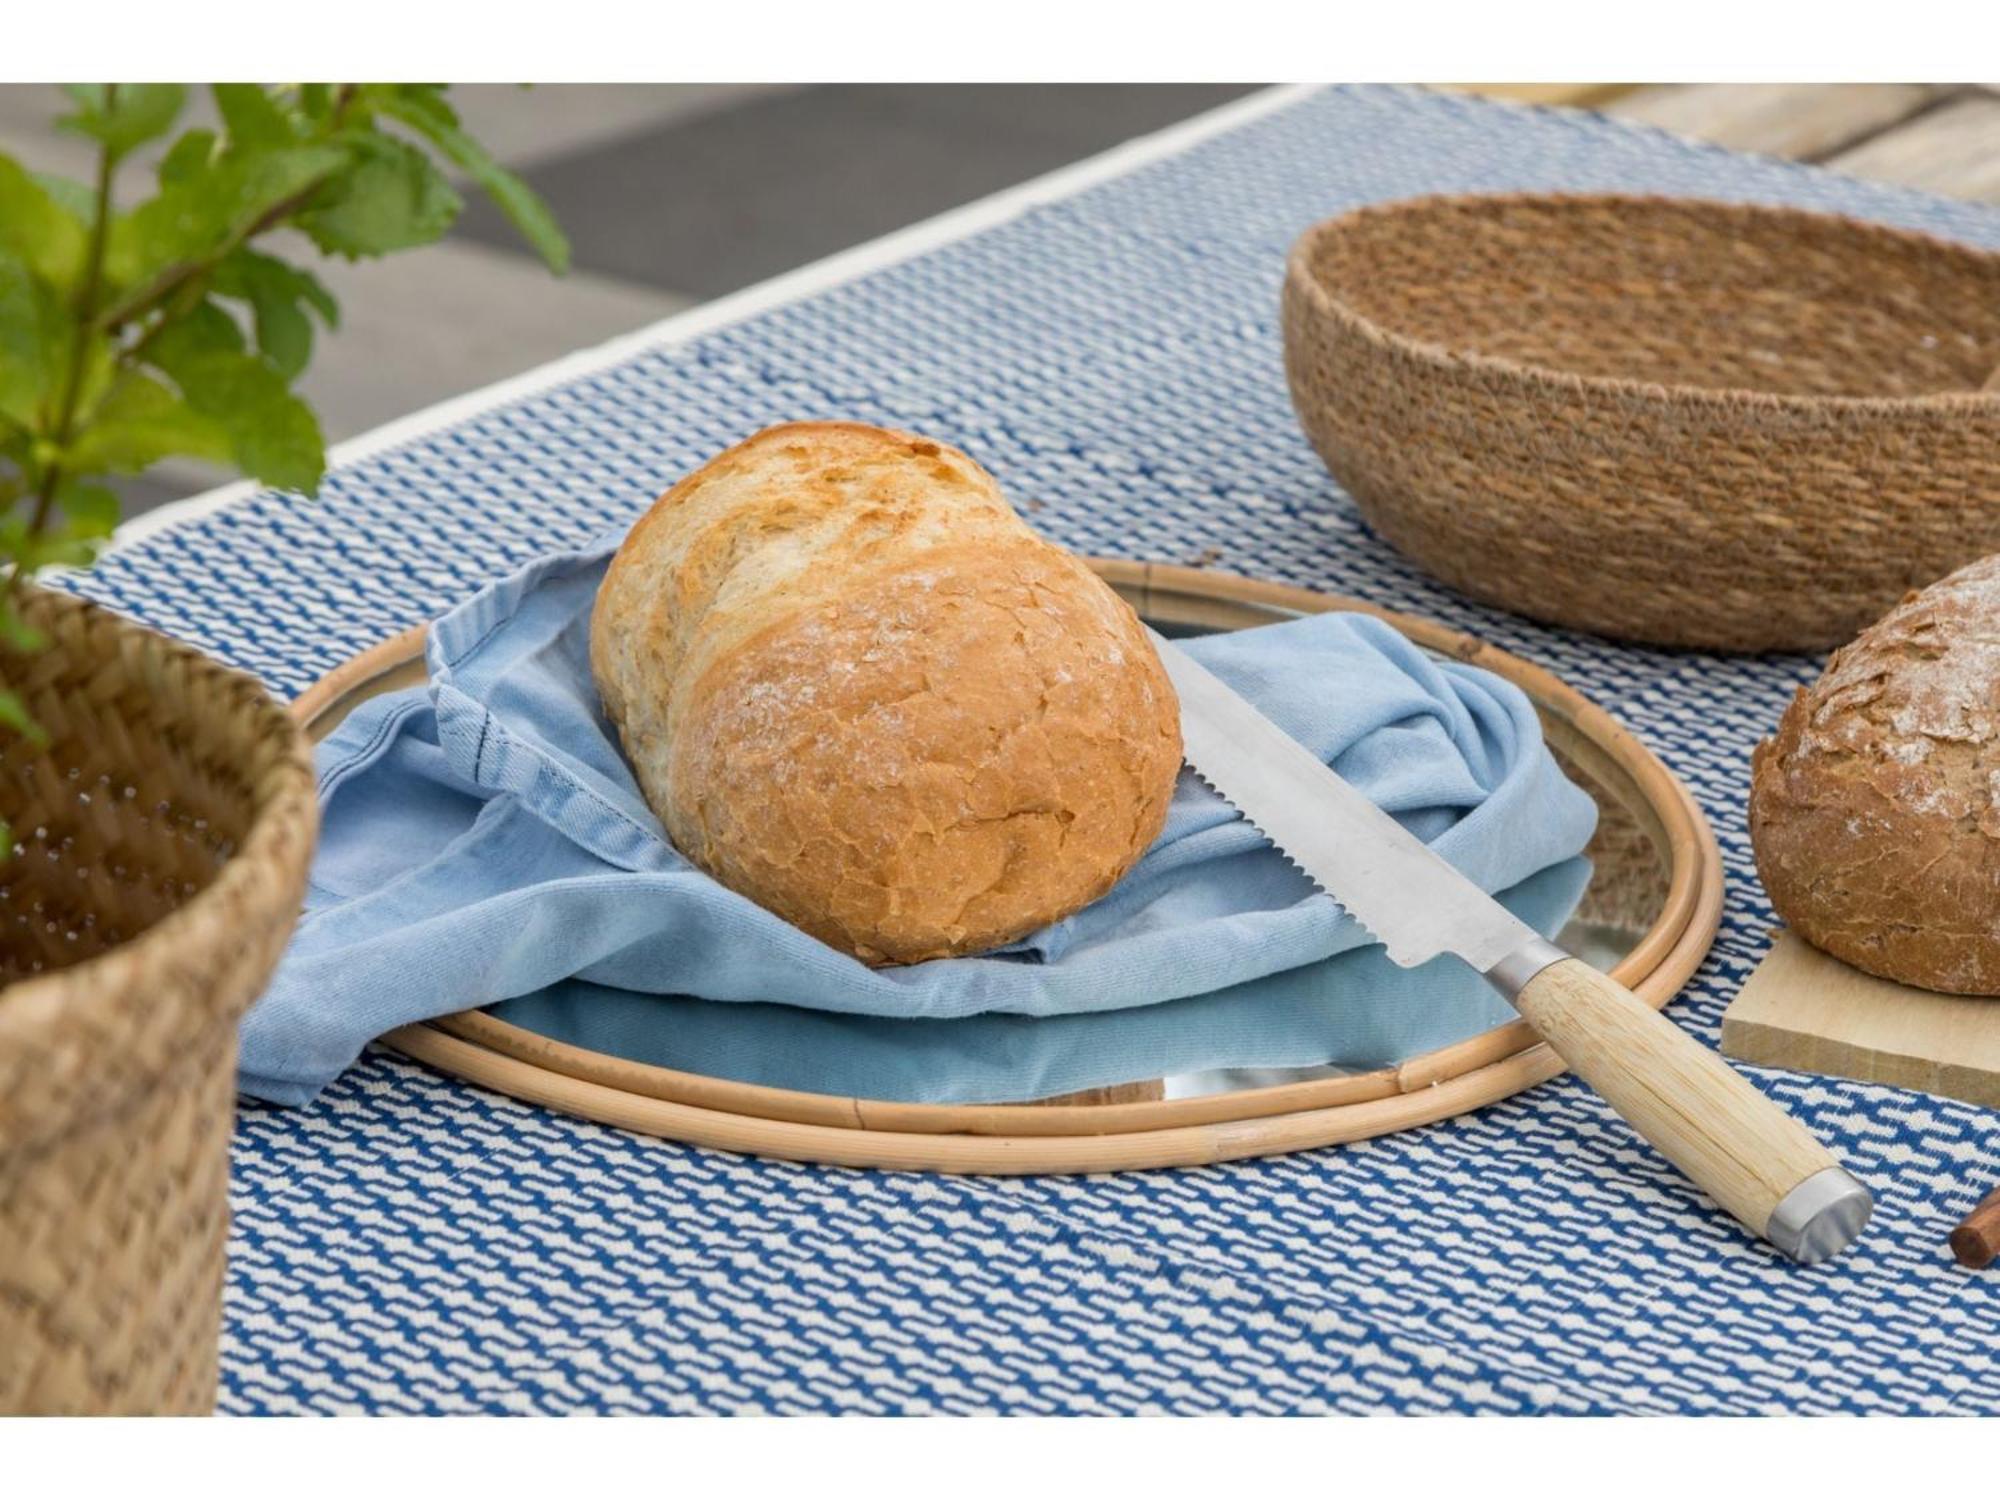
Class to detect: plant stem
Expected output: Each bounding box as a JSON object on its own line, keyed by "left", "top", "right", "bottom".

{"left": 24, "top": 87, "right": 120, "bottom": 543}
{"left": 98, "top": 84, "right": 359, "bottom": 339}
{"left": 96, "top": 175, "right": 333, "bottom": 336}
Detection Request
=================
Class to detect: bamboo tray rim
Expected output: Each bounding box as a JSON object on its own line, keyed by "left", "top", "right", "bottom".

{"left": 291, "top": 558, "right": 1724, "bottom": 1171}
{"left": 1290, "top": 190, "right": 2000, "bottom": 418}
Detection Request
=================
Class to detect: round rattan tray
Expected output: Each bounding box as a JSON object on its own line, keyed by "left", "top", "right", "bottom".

{"left": 291, "top": 560, "right": 1723, "bottom": 1172}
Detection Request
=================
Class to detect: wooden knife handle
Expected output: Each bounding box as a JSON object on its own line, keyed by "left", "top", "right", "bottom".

{"left": 1950, "top": 1185, "right": 2000, "bottom": 1268}
{"left": 1502, "top": 952, "right": 1871, "bottom": 1263}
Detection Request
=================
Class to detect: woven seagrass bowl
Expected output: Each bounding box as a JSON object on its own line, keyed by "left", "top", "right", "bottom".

{"left": 1282, "top": 192, "right": 2000, "bottom": 652}
{"left": 0, "top": 588, "right": 316, "bottom": 1414}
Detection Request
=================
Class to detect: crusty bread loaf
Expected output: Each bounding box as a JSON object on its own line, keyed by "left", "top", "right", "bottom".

{"left": 1750, "top": 554, "right": 2000, "bottom": 994}
{"left": 590, "top": 422, "right": 1183, "bottom": 964}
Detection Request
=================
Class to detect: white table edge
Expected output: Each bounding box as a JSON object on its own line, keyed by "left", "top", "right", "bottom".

{"left": 110, "top": 82, "right": 1323, "bottom": 553}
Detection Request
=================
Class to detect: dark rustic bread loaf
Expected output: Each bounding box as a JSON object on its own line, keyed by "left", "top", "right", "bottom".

{"left": 1750, "top": 554, "right": 2000, "bottom": 994}
{"left": 590, "top": 422, "right": 1183, "bottom": 965}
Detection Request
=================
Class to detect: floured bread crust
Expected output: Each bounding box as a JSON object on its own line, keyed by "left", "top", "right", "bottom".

{"left": 1750, "top": 554, "right": 2000, "bottom": 994}
{"left": 591, "top": 422, "right": 1183, "bottom": 963}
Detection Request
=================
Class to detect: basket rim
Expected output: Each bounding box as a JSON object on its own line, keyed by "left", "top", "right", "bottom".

{"left": 1286, "top": 189, "right": 2000, "bottom": 418}
{"left": 0, "top": 589, "right": 317, "bottom": 1072}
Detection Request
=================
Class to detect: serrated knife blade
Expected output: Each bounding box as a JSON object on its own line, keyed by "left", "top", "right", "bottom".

{"left": 1145, "top": 624, "right": 1871, "bottom": 1264}
{"left": 1147, "top": 627, "right": 1536, "bottom": 974}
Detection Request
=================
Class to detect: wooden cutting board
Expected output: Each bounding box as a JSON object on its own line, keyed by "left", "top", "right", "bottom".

{"left": 1722, "top": 932, "right": 2000, "bottom": 1108}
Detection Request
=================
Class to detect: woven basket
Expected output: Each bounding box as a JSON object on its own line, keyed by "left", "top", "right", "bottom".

{"left": 0, "top": 587, "right": 315, "bottom": 1414}
{"left": 1282, "top": 193, "right": 2000, "bottom": 652}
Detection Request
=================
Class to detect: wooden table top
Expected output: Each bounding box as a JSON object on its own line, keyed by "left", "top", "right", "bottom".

{"left": 1456, "top": 83, "right": 2000, "bottom": 204}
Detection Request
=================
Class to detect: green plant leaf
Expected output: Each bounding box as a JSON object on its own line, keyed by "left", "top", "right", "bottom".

{"left": 299, "top": 133, "right": 461, "bottom": 260}
{"left": 297, "top": 84, "right": 333, "bottom": 121}
{"left": 285, "top": 258, "right": 337, "bottom": 324}
{"left": 0, "top": 255, "right": 43, "bottom": 425}
{"left": 2, "top": 508, "right": 99, "bottom": 571}
{"left": 159, "top": 296, "right": 248, "bottom": 356}
{"left": 0, "top": 584, "right": 45, "bottom": 651}
{"left": 137, "top": 295, "right": 246, "bottom": 372}
{"left": 57, "top": 480, "right": 120, "bottom": 537}
{"left": 66, "top": 369, "right": 230, "bottom": 472}
{"left": 147, "top": 326, "right": 324, "bottom": 491}
{"left": 58, "top": 83, "right": 186, "bottom": 161}
{"left": 31, "top": 171, "right": 95, "bottom": 221}
{"left": 374, "top": 86, "right": 569, "bottom": 273}
{"left": 0, "top": 686, "right": 45, "bottom": 746}
{"left": 192, "top": 356, "right": 324, "bottom": 491}
{"left": 0, "top": 623, "right": 39, "bottom": 660}
{"left": 0, "top": 254, "right": 65, "bottom": 429}
{"left": 0, "top": 155, "right": 88, "bottom": 286}
{"left": 250, "top": 282, "right": 310, "bottom": 377}
{"left": 212, "top": 84, "right": 298, "bottom": 151}
{"left": 107, "top": 144, "right": 348, "bottom": 297}
{"left": 157, "top": 128, "right": 218, "bottom": 186}
{"left": 213, "top": 250, "right": 338, "bottom": 378}
{"left": 22, "top": 525, "right": 100, "bottom": 570}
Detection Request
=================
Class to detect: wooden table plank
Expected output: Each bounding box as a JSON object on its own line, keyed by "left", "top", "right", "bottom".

{"left": 1442, "top": 83, "right": 1635, "bottom": 108}
{"left": 1829, "top": 94, "right": 2000, "bottom": 203}
{"left": 1609, "top": 83, "right": 1944, "bottom": 160}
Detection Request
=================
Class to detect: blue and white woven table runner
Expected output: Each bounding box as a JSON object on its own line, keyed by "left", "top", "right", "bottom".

{"left": 73, "top": 84, "right": 2000, "bottom": 1414}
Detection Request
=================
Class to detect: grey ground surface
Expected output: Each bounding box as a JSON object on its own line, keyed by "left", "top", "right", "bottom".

{"left": 454, "top": 84, "right": 1255, "bottom": 296}
{"left": 0, "top": 84, "right": 1255, "bottom": 515}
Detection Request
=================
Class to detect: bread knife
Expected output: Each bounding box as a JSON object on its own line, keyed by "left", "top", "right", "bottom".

{"left": 1147, "top": 627, "right": 1872, "bottom": 1264}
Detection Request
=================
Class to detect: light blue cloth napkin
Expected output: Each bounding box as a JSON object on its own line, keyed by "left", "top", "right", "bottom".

{"left": 247, "top": 539, "right": 1598, "bottom": 1105}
